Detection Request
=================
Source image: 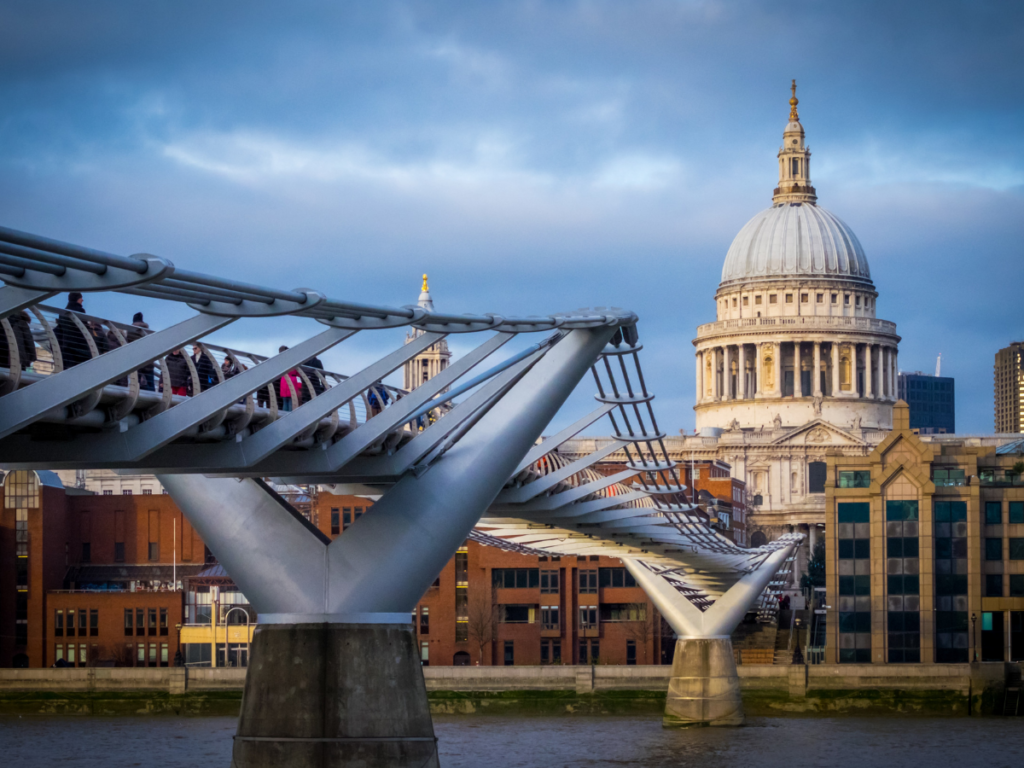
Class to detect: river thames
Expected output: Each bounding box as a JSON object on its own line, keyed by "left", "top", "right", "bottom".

{"left": 1, "top": 714, "right": 1023, "bottom": 767}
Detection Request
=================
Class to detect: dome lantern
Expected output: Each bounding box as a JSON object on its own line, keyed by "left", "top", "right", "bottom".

{"left": 773, "top": 80, "right": 817, "bottom": 205}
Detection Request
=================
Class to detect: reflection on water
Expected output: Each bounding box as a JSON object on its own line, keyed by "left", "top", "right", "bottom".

{"left": 1, "top": 715, "right": 1023, "bottom": 768}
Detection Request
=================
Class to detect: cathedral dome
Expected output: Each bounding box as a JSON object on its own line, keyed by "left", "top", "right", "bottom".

{"left": 720, "top": 202, "right": 871, "bottom": 287}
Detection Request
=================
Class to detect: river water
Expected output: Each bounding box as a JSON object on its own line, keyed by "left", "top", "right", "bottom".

{"left": 1, "top": 714, "right": 1022, "bottom": 767}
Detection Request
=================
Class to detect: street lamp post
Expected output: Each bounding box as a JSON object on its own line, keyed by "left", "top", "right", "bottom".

{"left": 174, "top": 622, "right": 183, "bottom": 666}
{"left": 971, "top": 613, "right": 978, "bottom": 662}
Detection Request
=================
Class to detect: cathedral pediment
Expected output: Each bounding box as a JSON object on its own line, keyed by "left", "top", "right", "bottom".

{"left": 769, "top": 419, "right": 867, "bottom": 447}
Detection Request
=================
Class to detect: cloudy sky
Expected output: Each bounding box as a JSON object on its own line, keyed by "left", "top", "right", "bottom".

{"left": 1, "top": 1, "right": 1021, "bottom": 434}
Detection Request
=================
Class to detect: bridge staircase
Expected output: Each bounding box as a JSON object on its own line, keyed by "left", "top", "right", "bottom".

{"left": 1002, "top": 665, "right": 1022, "bottom": 716}
{"left": 772, "top": 609, "right": 795, "bottom": 665}
{"left": 731, "top": 619, "right": 778, "bottom": 665}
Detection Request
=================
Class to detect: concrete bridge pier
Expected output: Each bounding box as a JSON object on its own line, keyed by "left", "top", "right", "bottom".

{"left": 232, "top": 622, "right": 438, "bottom": 768}
{"left": 663, "top": 637, "right": 743, "bottom": 727}
{"left": 624, "top": 542, "right": 799, "bottom": 728}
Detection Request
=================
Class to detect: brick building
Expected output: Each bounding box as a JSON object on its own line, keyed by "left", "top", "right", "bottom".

{"left": 0, "top": 469, "right": 201, "bottom": 668}
{"left": 1, "top": 472, "right": 665, "bottom": 668}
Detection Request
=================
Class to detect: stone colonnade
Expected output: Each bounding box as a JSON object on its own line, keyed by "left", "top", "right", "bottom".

{"left": 695, "top": 340, "right": 898, "bottom": 404}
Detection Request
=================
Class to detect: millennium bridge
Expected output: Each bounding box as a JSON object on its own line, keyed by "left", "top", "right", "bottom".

{"left": 0, "top": 224, "right": 800, "bottom": 767}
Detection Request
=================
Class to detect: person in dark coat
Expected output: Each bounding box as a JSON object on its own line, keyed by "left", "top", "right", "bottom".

{"left": 128, "top": 313, "right": 155, "bottom": 391}
{"left": 53, "top": 292, "right": 91, "bottom": 368}
{"left": 189, "top": 345, "right": 217, "bottom": 395}
{"left": 164, "top": 348, "right": 191, "bottom": 396}
{"left": 301, "top": 355, "right": 326, "bottom": 401}
{"left": 0, "top": 311, "right": 37, "bottom": 370}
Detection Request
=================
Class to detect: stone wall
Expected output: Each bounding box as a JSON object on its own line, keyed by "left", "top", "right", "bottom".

{"left": 0, "top": 663, "right": 1009, "bottom": 717}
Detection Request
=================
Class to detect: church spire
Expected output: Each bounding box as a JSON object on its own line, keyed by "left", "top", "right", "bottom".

{"left": 773, "top": 80, "right": 817, "bottom": 205}
{"left": 418, "top": 273, "right": 434, "bottom": 312}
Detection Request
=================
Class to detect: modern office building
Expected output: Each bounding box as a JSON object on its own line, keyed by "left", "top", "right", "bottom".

{"left": 995, "top": 342, "right": 1024, "bottom": 434}
{"left": 824, "top": 402, "right": 1024, "bottom": 664}
{"left": 898, "top": 371, "right": 955, "bottom": 434}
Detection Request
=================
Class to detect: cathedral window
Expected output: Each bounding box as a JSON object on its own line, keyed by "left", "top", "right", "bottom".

{"left": 844, "top": 295, "right": 850, "bottom": 305}
{"left": 732, "top": 298, "right": 737, "bottom": 307}
{"left": 816, "top": 294, "right": 823, "bottom": 303}
{"left": 801, "top": 293, "right": 808, "bottom": 303}
{"left": 755, "top": 296, "right": 762, "bottom": 305}
{"left": 791, "top": 158, "right": 800, "bottom": 176}
{"left": 831, "top": 294, "right": 838, "bottom": 304}
{"left": 769, "top": 295, "right": 777, "bottom": 304}
{"left": 785, "top": 294, "right": 793, "bottom": 304}
{"left": 855, "top": 296, "right": 861, "bottom": 307}
{"left": 742, "top": 296, "right": 749, "bottom": 306}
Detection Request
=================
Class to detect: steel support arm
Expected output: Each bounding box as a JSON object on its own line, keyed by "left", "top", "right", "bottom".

{"left": 0, "top": 285, "right": 54, "bottom": 320}
{"left": 497, "top": 439, "right": 628, "bottom": 504}
{"left": 0, "top": 312, "right": 234, "bottom": 440}
{"left": 323, "top": 327, "right": 616, "bottom": 616}
{"left": 512, "top": 403, "right": 616, "bottom": 475}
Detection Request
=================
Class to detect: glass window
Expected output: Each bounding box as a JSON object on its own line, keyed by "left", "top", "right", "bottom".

{"left": 986, "top": 502, "right": 1002, "bottom": 525}
{"left": 148, "top": 608, "right": 157, "bottom": 635}
{"left": 420, "top": 606, "right": 429, "bottom": 635}
{"left": 540, "top": 570, "right": 560, "bottom": 594}
{"left": 785, "top": 294, "right": 793, "bottom": 303}
{"left": 159, "top": 608, "right": 168, "bottom": 636}
{"left": 1011, "top": 502, "right": 1024, "bottom": 524}
{"left": 160, "top": 643, "right": 169, "bottom": 667}
{"left": 67, "top": 609, "right": 75, "bottom": 637}
{"left": 1010, "top": 539, "right": 1024, "bottom": 560}
{"left": 330, "top": 508, "right": 340, "bottom": 535}
{"left": 124, "top": 609, "right": 133, "bottom": 637}
{"left": 986, "top": 574, "right": 1003, "bottom": 597}
{"left": 114, "top": 542, "right": 125, "bottom": 563}
{"left": 1011, "top": 575, "right": 1024, "bottom": 597}
{"left": 886, "top": 500, "right": 918, "bottom": 521}
{"left": 90, "top": 609, "right": 98, "bottom": 637}
{"left": 579, "top": 570, "right": 598, "bottom": 594}
{"left": 837, "top": 502, "right": 870, "bottom": 523}
{"left": 769, "top": 294, "right": 777, "bottom": 304}
{"left": 55, "top": 609, "right": 64, "bottom": 637}
{"left": 838, "top": 471, "right": 870, "bottom": 489}
{"left": 579, "top": 606, "right": 597, "bottom": 628}
{"left": 986, "top": 538, "right": 1003, "bottom": 561}
{"left": 4, "top": 470, "right": 40, "bottom": 509}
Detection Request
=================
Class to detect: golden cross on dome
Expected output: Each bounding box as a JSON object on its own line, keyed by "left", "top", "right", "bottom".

{"left": 789, "top": 79, "right": 799, "bottom": 121}
{"left": 422, "top": 274, "right": 429, "bottom": 292}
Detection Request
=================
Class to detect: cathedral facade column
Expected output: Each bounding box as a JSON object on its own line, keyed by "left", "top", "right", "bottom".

{"left": 864, "top": 343, "right": 873, "bottom": 398}
{"left": 813, "top": 341, "right": 822, "bottom": 397}
{"left": 723, "top": 345, "right": 732, "bottom": 401}
{"left": 892, "top": 349, "right": 899, "bottom": 400}
{"left": 755, "top": 343, "right": 764, "bottom": 397}
{"left": 738, "top": 344, "right": 746, "bottom": 399}
{"left": 794, "top": 341, "right": 803, "bottom": 398}
{"left": 773, "top": 341, "right": 782, "bottom": 396}
{"left": 831, "top": 342, "right": 840, "bottom": 396}
{"left": 695, "top": 350, "right": 703, "bottom": 405}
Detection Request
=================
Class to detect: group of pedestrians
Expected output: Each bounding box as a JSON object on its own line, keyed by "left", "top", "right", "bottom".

{"left": 4, "top": 292, "right": 396, "bottom": 417}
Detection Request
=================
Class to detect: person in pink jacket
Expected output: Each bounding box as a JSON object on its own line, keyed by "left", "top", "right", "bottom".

{"left": 277, "top": 345, "right": 302, "bottom": 411}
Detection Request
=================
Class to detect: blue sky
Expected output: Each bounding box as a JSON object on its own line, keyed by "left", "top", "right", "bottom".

{"left": 1, "top": 1, "right": 1021, "bottom": 433}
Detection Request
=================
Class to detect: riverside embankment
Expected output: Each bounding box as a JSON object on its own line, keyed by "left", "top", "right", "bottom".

{"left": 0, "top": 663, "right": 1010, "bottom": 717}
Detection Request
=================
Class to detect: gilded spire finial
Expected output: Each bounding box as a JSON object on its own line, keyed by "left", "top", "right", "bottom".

{"left": 789, "top": 79, "right": 799, "bottom": 121}
{"left": 422, "top": 273, "right": 429, "bottom": 292}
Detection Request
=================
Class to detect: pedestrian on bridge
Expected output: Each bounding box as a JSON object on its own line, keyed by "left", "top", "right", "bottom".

{"left": 53, "top": 292, "right": 91, "bottom": 368}
{"left": 165, "top": 348, "right": 190, "bottom": 397}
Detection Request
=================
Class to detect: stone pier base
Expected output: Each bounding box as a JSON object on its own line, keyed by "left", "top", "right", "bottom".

{"left": 231, "top": 622, "right": 439, "bottom": 768}
{"left": 663, "top": 637, "right": 743, "bottom": 727}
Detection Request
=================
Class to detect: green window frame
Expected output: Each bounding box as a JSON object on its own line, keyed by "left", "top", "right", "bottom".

{"left": 985, "top": 502, "right": 1002, "bottom": 525}
{"left": 838, "top": 471, "right": 871, "bottom": 489}
{"left": 985, "top": 538, "right": 1003, "bottom": 561}
{"left": 1010, "top": 575, "right": 1024, "bottom": 597}
{"left": 1009, "top": 539, "right": 1024, "bottom": 560}
{"left": 1010, "top": 502, "right": 1024, "bottom": 524}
